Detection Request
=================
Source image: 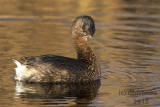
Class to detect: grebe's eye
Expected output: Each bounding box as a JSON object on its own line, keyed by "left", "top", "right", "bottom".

{"left": 85, "top": 25, "right": 89, "bottom": 29}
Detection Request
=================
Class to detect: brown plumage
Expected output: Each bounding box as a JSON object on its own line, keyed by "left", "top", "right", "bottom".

{"left": 13, "top": 15, "right": 101, "bottom": 83}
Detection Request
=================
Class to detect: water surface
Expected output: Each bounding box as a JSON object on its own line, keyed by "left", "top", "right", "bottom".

{"left": 0, "top": 0, "right": 160, "bottom": 106}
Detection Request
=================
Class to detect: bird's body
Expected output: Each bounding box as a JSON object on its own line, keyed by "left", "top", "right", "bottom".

{"left": 13, "top": 15, "right": 101, "bottom": 83}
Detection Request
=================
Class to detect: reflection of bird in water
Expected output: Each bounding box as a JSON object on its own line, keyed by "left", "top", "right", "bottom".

{"left": 14, "top": 80, "right": 101, "bottom": 106}
{"left": 13, "top": 15, "right": 101, "bottom": 83}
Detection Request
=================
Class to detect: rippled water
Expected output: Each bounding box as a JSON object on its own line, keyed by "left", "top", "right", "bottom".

{"left": 0, "top": 0, "right": 160, "bottom": 106}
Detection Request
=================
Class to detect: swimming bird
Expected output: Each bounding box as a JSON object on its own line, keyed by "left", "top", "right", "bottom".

{"left": 13, "top": 15, "right": 101, "bottom": 83}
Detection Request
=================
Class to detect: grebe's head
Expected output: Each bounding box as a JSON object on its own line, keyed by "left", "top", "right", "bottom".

{"left": 72, "top": 15, "right": 95, "bottom": 40}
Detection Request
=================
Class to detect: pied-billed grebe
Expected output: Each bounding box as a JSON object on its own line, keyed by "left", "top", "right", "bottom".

{"left": 13, "top": 15, "right": 101, "bottom": 83}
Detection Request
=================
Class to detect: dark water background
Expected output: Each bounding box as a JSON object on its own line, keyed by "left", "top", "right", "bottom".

{"left": 0, "top": 0, "right": 160, "bottom": 106}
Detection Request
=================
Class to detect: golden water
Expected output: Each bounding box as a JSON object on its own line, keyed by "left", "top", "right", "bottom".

{"left": 0, "top": 0, "right": 160, "bottom": 106}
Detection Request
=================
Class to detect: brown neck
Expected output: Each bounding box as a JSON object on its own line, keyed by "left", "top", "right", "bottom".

{"left": 73, "top": 36, "right": 97, "bottom": 70}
